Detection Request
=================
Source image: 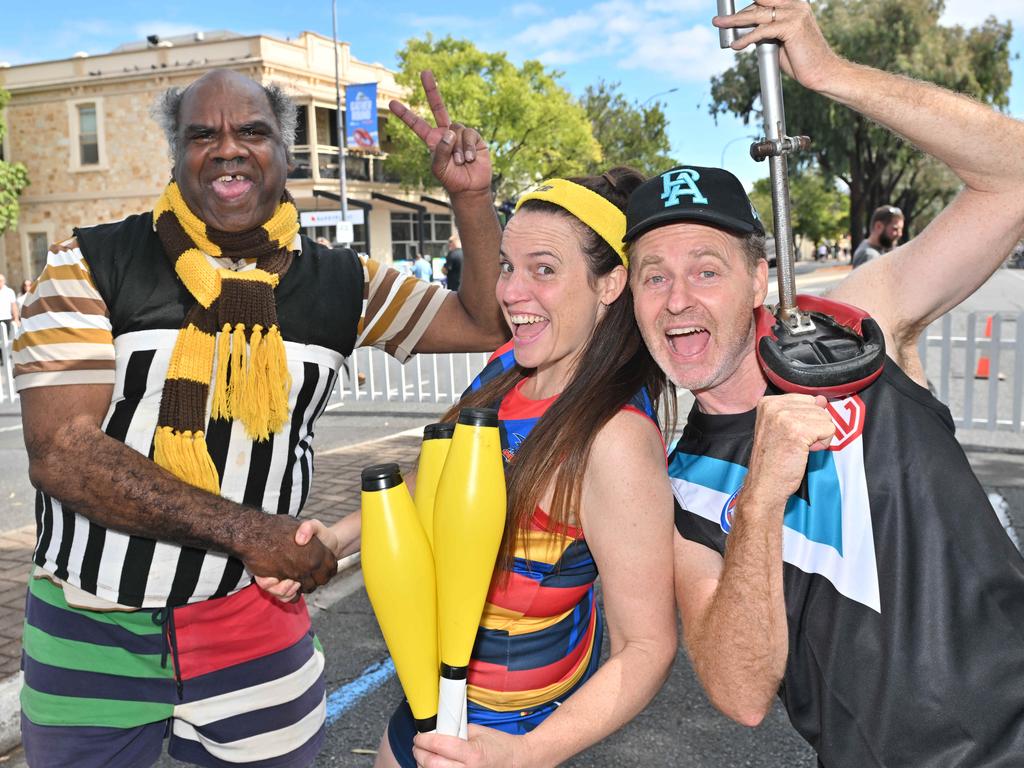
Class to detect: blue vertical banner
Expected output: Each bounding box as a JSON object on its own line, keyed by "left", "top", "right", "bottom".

{"left": 345, "top": 83, "right": 379, "bottom": 151}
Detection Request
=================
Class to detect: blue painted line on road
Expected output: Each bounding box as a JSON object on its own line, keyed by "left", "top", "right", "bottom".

{"left": 325, "top": 657, "right": 396, "bottom": 726}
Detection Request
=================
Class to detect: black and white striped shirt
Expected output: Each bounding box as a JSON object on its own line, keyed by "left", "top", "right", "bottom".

{"left": 17, "top": 216, "right": 447, "bottom": 607}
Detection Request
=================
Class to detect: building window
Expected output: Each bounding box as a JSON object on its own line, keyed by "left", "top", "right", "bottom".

{"left": 316, "top": 106, "right": 339, "bottom": 148}
{"left": 390, "top": 212, "right": 418, "bottom": 261}
{"left": 27, "top": 232, "right": 50, "bottom": 281}
{"left": 78, "top": 104, "right": 99, "bottom": 165}
{"left": 294, "top": 105, "right": 310, "bottom": 146}
{"left": 303, "top": 223, "right": 366, "bottom": 253}
{"left": 390, "top": 211, "right": 453, "bottom": 261}
{"left": 424, "top": 213, "right": 453, "bottom": 252}
{"left": 68, "top": 98, "right": 105, "bottom": 171}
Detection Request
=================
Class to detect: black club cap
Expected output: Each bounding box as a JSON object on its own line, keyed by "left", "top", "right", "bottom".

{"left": 624, "top": 165, "right": 765, "bottom": 242}
{"left": 361, "top": 463, "right": 402, "bottom": 492}
{"left": 423, "top": 422, "right": 455, "bottom": 440}
{"left": 457, "top": 407, "right": 498, "bottom": 428}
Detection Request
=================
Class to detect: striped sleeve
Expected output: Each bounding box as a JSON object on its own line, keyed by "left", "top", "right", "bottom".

{"left": 12, "top": 238, "right": 115, "bottom": 391}
{"left": 355, "top": 255, "right": 449, "bottom": 362}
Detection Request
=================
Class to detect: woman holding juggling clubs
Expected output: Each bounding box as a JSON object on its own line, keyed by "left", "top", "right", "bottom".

{"left": 259, "top": 74, "right": 677, "bottom": 768}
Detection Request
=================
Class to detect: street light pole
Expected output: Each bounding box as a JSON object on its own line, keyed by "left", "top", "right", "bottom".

{"left": 641, "top": 87, "right": 679, "bottom": 109}
{"left": 331, "top": 0, "right": 349, "bottom": 225}
{"left": 720, "top": 134, "right": 754, "bottom": 168}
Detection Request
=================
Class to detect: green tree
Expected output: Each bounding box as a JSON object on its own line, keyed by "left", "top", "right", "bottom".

{"left": 708, "top": 0, "right": 1013, "bottom": 247}
{"left": 0, "top": 87, "right": 29, "bottom": 234}
{"left": 579, "top": 81, "right": 676, "bottom": 176}
{"left": 384, "top": 36, "right": 600, "bottom": 199}
{"left": 750, "top": 167, "right": 849, "bottom": 249}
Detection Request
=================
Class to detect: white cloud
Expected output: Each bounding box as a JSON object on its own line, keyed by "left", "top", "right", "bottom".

{"left": 514, "top": 12, "right": 601, "bottom": 50}
{"left": 535, "top": 48, "right": 588, "bottom": 66}
{"left": 512, "top": 0, "right": 729, "bottom": 82}
{"left": 9, "top": 18, "right": 121, "bottom": 61}
{"left": 643, "top": 0, "right": 708, "bottom": 13}
{"left": 511, "top": 3, "right": 546, "bottom": 18}
{"left": 939, "top": 0, "right": 1023, "bottom": 27}
{"left": 621, "top": 24, "right": 731, "bottom": 82}
{"left": 399, "top": 14, "right": 488, "bottom": 35}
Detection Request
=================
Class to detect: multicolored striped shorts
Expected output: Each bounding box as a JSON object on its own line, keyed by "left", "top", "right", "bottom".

{"left": 21, "top": 576, "right": 327, "bottom": 767}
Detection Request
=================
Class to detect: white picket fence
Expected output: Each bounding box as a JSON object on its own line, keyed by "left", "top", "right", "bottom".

{"left": 0, "top": 324, "right": 14, "bottom": 406}
{"left": 331, "top": 346, "right": 492, "bottom": 404}
{"left": 917, "top": 311, "right": 1023, "bottom": 432}
{"left": 3, "top": 313, "right": 1023, "bottom": 432}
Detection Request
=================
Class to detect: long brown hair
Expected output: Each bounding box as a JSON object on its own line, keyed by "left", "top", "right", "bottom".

{"left": 443, "top": 167, "right": 676, "bottom": 574}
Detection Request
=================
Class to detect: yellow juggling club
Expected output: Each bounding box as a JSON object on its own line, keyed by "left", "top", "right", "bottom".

{"left": 432, "top": 407, "right": 506, "bottom": 737}
{"left": 361, "top": 463, "right": 439, "bottom": 732}
{"left": 413, "top": 422, "right": 455, "bottom": 552}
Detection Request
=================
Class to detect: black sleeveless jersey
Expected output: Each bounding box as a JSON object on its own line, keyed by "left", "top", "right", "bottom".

{"left": 672, "top": 360, "right": 1024, "bottom": 767}
{"left": 32, "top": 214, "right": 365, "bottom": 607}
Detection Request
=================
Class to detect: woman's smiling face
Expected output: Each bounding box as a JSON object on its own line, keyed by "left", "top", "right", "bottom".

{"left": 497, "top": 209, "right": 623, "bottom": 395}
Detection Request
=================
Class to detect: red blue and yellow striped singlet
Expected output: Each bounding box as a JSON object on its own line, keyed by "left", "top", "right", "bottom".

{"left": 463, "top": 342, "right": 657, "bottom": 732}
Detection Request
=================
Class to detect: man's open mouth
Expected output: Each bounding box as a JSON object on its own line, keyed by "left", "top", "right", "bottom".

{"left": 210, "top": 174, "right": 254, "bottom": 202}
{"left": 666, "top": 326, "right": 710, "bottom": 357}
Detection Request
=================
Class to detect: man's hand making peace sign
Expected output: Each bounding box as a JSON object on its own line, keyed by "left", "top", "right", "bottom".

{"left": 389, "top": 70, "right": 492, "bottom": 196}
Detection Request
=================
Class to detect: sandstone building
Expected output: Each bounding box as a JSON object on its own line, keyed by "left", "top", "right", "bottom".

{"left": 0, "top": 29, "right": 455, "bottom": 285}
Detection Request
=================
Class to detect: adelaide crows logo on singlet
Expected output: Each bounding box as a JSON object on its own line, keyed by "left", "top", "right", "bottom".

{"left": 670, "top": 395, "right": 881, "bottom": 612}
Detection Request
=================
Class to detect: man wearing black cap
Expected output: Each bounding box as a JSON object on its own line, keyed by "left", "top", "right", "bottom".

{"left": 627, "top": 1, "right": 1024, "bottom": 766}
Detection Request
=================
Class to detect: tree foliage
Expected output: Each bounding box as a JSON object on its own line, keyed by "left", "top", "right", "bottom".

{"left": 751, "top": 167, "right": 850, "bottom": 249}
{"left": 384, "top": 36, "right": 600, "bottom": 199}
{"left": 579, "top": 81, "right": 676, "bottom": 176}
{"left": 0, "top": 87, "right": 29, "bottom": 235}
{"left": 709, "top": 0, "right": 1013, "bottom": 246}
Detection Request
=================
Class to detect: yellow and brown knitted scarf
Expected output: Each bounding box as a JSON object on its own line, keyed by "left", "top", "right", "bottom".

{"left": 152, "top": 181, "right": 299, "bottom": 494}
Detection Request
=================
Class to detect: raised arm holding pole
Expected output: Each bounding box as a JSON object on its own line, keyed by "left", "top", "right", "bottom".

{"left": 716, "top": 0, "right": 884, "bottom": 398}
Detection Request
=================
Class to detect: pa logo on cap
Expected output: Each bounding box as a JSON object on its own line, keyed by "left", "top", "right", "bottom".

{"left": 661, "top": 168, "right": 709, "bottom": 208}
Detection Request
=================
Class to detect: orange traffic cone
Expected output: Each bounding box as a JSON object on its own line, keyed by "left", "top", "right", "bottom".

{"left": 974, "top": 315, "right": 992, "bottom": 379}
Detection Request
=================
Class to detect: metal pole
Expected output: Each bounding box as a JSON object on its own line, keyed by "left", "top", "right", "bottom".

{"left": 332, "top": 0, "right": 349, "bottom": 224}
{"left": 754, "top": 43, "right": 813, "bottom": 332}
{"left": 757, "top": 43, "right": 797, "bottom": 320}
{"left": 716, "top": 0, "right": 743, "bottom": 46}
{"left": 716, "top": 0, "right": 812, "bottom": 333}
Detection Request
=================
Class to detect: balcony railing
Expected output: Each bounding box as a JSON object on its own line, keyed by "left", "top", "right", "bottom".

{"left": 286, "top": 145, "right": 395, "bottom": 184}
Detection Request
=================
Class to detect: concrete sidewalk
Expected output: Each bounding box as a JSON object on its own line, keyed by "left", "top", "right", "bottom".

{"left": 0, "top": 423, "right": 1022, "bottom": 758}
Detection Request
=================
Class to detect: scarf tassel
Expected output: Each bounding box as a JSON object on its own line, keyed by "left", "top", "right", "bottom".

{"left": 153, "top": 427, "right": 221, "bottom": 494}
{"left": 212, "top": 323, "right": 292, "bottom": 441}
{"left": 264, "top": 325, "right": 292, "bottom": 433}
{"left": 228, "top": 323, "right": 249, "bottom": 422}
{"left": 211, "top": 325, "right": 232, "bottom": 421}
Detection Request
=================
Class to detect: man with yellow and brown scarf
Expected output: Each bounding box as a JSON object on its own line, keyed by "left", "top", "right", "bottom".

{"left": 14, "top": 69, "right": 508, "bottom": 768}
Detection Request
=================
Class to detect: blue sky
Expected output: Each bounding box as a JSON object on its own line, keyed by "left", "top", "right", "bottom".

{"left": 1, "top": 0, "right": 1021, "bottom": 190}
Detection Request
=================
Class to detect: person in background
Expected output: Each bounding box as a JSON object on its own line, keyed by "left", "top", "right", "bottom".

{"left": 0, "top": 273, "right": 19, "bottom": 337}
{"left": 851, "top": 204, "right": 904, "bottom": 268}
{"left": 443, "top": 233, "right": 463, "bottom": 290}
{"left": 17, "top": 279, "right": 32, "bottom": 312}
{"left": 411, "top": 251, "right": 433, "bottom": 282}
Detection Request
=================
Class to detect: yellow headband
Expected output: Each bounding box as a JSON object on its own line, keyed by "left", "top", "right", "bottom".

{"left": 515, "top": 178, "right": 628, "bottom": 266}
